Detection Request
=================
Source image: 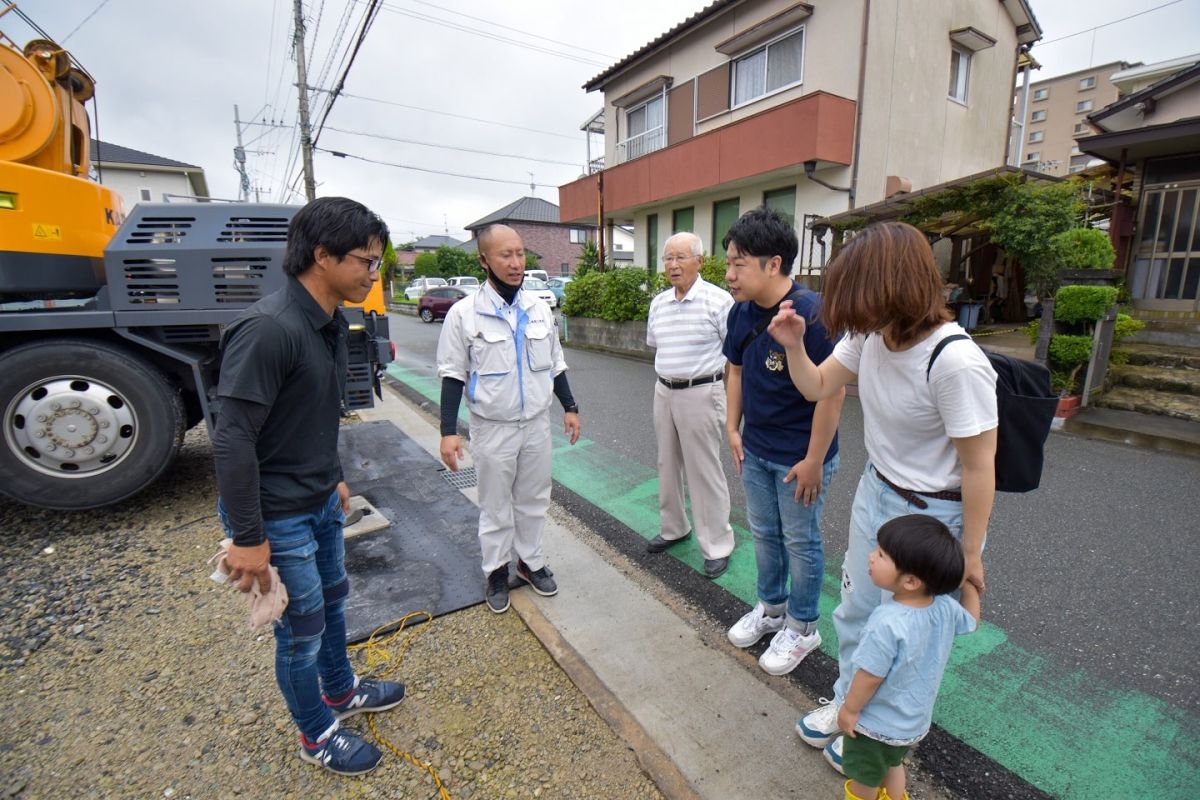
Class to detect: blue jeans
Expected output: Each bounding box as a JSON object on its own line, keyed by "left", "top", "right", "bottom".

{"left": 832, "top": 463, "right": 964, "bottom": 704}
{"left": 218, "top": 490, "right": 354, "bottom": 740}
{"left": 741, "top": 450, "right": 839, "bottom": 627}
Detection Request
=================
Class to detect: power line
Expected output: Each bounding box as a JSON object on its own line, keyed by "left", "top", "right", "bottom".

{"left": 312, "top": 0, "right": 383, "bottom": 146}
{"left": 1037, "top": 0, "right": 1185, "bottom": 46}
{"left": 371, "top": 1, "right": 608, "bottom": 66}
{"left": 337, "top": 90, "right": 580, "bottom": 140}
{"left": 322, "top": 125, "right": 582, "bottom": 167}
{"left": 400, "top": 0, "right": 616, "bottom": 60}
{"left": 316, "top": 146, "right": 561, "bottom": 188}
{"left": 62, "top": 0, "right": 112, "bottom": 43}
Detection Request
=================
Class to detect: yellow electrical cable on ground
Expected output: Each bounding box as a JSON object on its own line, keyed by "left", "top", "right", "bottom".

{"left": 348, "top": 611, "right": 452, "bottom": 800}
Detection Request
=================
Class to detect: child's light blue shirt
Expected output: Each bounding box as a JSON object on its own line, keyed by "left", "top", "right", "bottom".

{"left": 850, "top": 594, "right": 976, "bottom": 744}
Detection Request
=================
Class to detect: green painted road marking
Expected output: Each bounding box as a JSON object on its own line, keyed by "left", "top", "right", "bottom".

{"left": 386, "top": 364, "right": 1198, "bottom": 798}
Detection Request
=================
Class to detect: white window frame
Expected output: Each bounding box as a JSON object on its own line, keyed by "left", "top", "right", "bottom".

{"left": 730, "top": 25, "right": 806, "bottom": 110}
{"left": 1028, "top": 130, "right": 1044, "bottom": 143}
{"left": 1033, "top": 87, "right": 1049, "bottom": 101}
{"left": 1031, "top": 109, "right": 1047, "bottom": 122}
{"left": 1076, "top": 99, "right": 1093, "bottom": 113}
{"left": 621, "top": 93, "right": 666, "bottom": 162}
{"left": 1079, "top": 76, "right": 1096, "bottom": 90}
{"left": 1025, "top": 151, "right": 1040, "bottom": 162}
{"left": 948, "top": 46, "right": 971, "bottom": 105}
{"left": 1071, "top": 145, "right": 1082, "bottom": 155}
{"left": 569, "top": 228, "right": 588, "bottom": 244}
{"left": 1074, "top": 122, "right": 1088, "bottom": 134}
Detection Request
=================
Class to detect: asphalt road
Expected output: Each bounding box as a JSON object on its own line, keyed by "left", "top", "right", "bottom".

{"left": 390, "top": 310, "right": 1200, "bottom": 796}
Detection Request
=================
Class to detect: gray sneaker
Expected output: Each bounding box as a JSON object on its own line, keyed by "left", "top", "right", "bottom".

{"left": 485, "top": 565, "right": 510, "bottom": 613}
{"left": 516, "top": 560, "right": 558, "bottom": 596}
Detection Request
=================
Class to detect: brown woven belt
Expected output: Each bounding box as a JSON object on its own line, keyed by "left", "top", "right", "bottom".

{"left": 873, "top": 467, "right": 962, "bottom": 509}
{"left": 658, "top": 372, "right": 723, "bottom": 390}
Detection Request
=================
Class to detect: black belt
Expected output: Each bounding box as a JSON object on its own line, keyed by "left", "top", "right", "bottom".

{"left": 873, "top": 467, "right": 962, "bottom": 509}
{"left": 658, "top": 372, "right": 723, "bottom": 390}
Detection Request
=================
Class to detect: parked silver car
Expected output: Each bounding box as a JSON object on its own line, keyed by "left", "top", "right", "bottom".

{"left": 404, "top": 276, "right": 448, "bottom": 300}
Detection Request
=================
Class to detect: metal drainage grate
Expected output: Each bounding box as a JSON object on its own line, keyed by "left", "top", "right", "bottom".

{"left": 439, "top": 466, "right": 478, "bottom": 489}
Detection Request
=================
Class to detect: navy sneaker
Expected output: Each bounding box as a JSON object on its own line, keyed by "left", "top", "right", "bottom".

{"left": 324, "top": 676, "right": 406, "bottom": 721}
{"left": 486, "top": 565, "right": 510, "bottom": 613}
{"left": 299, "top": 721, "right": 382, "bottom": 776}
{"left": 516, "top": 559, "right": 558, "bottom": 596}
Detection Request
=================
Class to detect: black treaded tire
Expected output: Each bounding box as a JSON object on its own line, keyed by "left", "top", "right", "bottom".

{"left": 0, "top": 339, "right": 185, "bottom": 510}
{"left": 419, "top": 308, "right": 434, "bottom": 323}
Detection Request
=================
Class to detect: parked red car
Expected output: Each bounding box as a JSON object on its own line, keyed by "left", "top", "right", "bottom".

{"left": 418, "top": 287, "right": 468, "bottom": 322}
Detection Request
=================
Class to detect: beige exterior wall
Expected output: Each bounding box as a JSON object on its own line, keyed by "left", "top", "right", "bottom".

{"left": 1145, "top": 89, "right": 1200, "bottom": 127}
{"left": 854, "top": 0, "right": 1020, "bottom": 206}
{"left": 1013, "top": 62, "right": 1125, "bottom": 175}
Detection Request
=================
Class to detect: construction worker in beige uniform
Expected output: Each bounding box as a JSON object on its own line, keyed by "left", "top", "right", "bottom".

{"left": 436, "top": 224, "right": 581, "bottom": 614}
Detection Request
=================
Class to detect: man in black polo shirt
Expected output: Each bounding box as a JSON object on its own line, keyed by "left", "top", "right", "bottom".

{"left": 213, "top": 197, "right": 403, "bottom": 777}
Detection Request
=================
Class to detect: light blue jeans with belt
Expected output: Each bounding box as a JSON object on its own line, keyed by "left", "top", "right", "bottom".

{"left": 832, "top": 463, "right": 964, "bottom": 703}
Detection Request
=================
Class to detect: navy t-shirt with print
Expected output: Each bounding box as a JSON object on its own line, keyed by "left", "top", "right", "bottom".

{"left": 722, "top": 282, "right": 838, "bottom": 466}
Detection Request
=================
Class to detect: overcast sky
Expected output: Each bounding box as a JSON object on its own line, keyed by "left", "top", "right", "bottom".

{"left": 12, "top": 0, "right": 1200, "bottom": 242}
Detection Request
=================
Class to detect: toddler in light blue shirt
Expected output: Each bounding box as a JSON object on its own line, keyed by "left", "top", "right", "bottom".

{"left": 837, "top": 514, "right": 981, "bottom": 800}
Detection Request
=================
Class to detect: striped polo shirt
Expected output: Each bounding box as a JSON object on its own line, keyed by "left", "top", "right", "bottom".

{"left": 646, "top": 275, "right": 734, "bottom": 380}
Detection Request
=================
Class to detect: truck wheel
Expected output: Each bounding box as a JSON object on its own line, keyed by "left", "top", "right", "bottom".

{"left": 0, "top": 339, "right": 186, "bottom": 510}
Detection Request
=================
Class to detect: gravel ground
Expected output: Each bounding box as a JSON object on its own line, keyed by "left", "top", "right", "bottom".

{"left": 0, "top": 428, "right": 663, "bottom": 800}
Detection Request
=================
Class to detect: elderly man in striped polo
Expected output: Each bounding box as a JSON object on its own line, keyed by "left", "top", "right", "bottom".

{"left": 645, "top": 232, "right": 736, "bottom": 578}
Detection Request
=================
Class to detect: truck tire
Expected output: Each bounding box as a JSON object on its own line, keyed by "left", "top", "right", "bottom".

{"left": 0, "top": 339, "right": 186, "bottom": 510}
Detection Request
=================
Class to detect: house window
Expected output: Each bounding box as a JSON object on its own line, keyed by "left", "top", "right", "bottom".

{"left": 672, "top": 207, "right": 694, "bottom": 234}
{"left": 1079, "top": 76, "right": 1096, "bottom": 90}
{"left": 1031, "top": 109, "right": 1047, "bottom": 122}
{"left": 1028, "top": 130, "right": 1044, "bottom": 143}
{"left": 1071, "top": 145, "right": 1082, "bottom": 155}
{"left": 623, "top": 95, "right": 664, "bottom": 161}
{"left": 732, "top": 27, "right": 805, "bottom": 107}
{"left": 948, "top": 47, "right": 971, "bottom": 103}
{"left": 1033, "top": 87, "right": 1048, "bottom": 101}
{"left": 560, "top": 263, "right": 570, "bottom": 276}
{"left": 1074, "top": 122, "right": 1089, "bottom": 134}
{"left": 1025, "top": 151, "right": 1040, "bottom": 162}
{"left": 647, "top": 214, "right": 659, "bottom": 270}
{"left": 1069, "top": 165, "right": 1086, "bottom": 174}
{"left": 713, "top": 198, "right": 740, "bottom": 251}
{"left": 569, "top": 228, "right": 588, "bottom": 244}
{"left": 763, "top": 186, "right": 796, "bottom": 228}
{"left": 1076, "top": 99, "right": 1093, "bottom": 113}
{"left": 139, "top": 188, "right": 152, "bottom": 202}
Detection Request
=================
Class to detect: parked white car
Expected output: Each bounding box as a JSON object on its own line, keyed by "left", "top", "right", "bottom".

{"left": 524, "top": 269, "right": 549, "bottom": 283}
{"left": 522, "top": 277, "right": 557, "bottom": 307}
{"left": 447, "top": 276, "right": 480, "bottom": 292}
{"left": 404, "top": 276, "right": 447, "bottom": 300}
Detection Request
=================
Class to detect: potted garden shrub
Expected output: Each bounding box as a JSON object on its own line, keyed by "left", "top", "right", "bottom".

{"left": 1050, "top": 227, "right": 1119, "bottom": 287}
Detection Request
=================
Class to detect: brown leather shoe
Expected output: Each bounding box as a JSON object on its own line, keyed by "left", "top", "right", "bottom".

{"left": 646, "top": 532, "right": 691, "bottom": 553}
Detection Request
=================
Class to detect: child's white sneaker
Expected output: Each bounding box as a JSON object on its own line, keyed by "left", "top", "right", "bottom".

{"left": 796, "top": 698, "right": 840, "bottom": 747}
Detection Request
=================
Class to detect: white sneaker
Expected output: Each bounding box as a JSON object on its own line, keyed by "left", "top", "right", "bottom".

{"left": 823, "top": 735, "right": 845, "bottom": 775}
{"left": 796, "top": 698, "right": 840, "bottom": 747}
{"left": 758, "top": 626, "right": 821, "bottom": 675}
{"left": 727, "top": 602, "right": 785, "bottom": 648}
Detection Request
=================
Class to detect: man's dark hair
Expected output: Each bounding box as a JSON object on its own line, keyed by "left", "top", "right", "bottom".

{"left": 283, "top": 196, "right": 390, "bottom": 277}
{"left": 721, "top": 205, "right": 798, "bottom": 276}
{"left": 876, "top": 514, "right": 964, "bottom": 596}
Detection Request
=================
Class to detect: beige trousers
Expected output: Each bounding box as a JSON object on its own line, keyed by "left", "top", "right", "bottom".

{"left": 653, "top": 380, "right": 735, "bottom": 559}
{"left": 471, "top": 413, "right": 553, "bottom": 575}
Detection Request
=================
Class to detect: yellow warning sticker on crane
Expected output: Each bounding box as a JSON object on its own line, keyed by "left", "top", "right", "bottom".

{"left": 32, "top": 224, "right": 63, "bottom": 241}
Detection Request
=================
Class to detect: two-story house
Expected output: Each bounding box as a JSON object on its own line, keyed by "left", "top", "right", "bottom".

{"left": 464, "top": 197, "right": 595, "bottom": 276}
{"left": 558, "top": 0, "right": 1041, "bottom": 271}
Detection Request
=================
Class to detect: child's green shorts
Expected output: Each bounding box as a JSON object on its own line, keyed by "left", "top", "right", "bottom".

{"left": 842, "top": 733, "right": 911, "bottom": 786}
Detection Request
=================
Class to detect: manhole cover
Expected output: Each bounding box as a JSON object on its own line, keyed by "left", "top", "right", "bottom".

{"left": 439, "top": 466, "right": 478, "bottom": 489}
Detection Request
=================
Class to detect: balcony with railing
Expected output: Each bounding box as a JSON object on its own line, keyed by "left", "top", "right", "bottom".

{"left": 615, "top": 126, "right": 665, "bottom": 165}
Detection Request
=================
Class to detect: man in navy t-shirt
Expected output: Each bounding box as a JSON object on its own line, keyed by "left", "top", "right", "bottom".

{"left": 721, "top": 206, "right": 845, "bottom": 676}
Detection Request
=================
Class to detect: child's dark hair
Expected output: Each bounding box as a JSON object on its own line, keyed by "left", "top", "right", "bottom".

{"left": 877, "top": 515, "right": 964, "bottom": 596}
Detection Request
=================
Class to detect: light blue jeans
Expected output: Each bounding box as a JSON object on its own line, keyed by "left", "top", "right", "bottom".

{"left": 741, "top": 450, "right": 839, "bottom": 627}
{"left": 218, "top": 490, "right": 355, "bottom": 740}
{"left": 832, "top": 463, "right": 964, "bottom": 703}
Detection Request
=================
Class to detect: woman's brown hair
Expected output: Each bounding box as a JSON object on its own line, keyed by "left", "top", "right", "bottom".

{"left": 820, "top": 221, "right": 952, "bottom": 346}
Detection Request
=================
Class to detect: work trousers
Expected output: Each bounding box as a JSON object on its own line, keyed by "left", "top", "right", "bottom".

{"left": 653, "top": 380, "right": 735, "bottom": 560}
{"left": 471, "top": 412, "right": 553, "bottom": 575}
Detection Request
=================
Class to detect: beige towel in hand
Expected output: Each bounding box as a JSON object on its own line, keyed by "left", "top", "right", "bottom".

{"left": 208, "top": 539, "right": 289, "bottom": 630}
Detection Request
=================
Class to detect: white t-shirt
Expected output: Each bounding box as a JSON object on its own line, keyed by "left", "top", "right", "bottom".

{"left": 832, "top": 323, "right": 997, "bottom": 492}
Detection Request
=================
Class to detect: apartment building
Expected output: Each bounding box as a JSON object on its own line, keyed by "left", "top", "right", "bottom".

{"left": 558, "top": 0, "right": 1041, "bottom": 270}
{"left": 1012, "top": 62, "right": 1127, "bottom": 176}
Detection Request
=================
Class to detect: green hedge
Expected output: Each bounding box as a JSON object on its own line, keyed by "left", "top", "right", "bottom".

{"left": 564, "top": 261, "right": 729, "bottom": 322}
{"left": 1050, "top": 227, "right": 1116, "bottom": 271}
{"left": 1054, "top": 285, "right": 1119, "bottom": 325}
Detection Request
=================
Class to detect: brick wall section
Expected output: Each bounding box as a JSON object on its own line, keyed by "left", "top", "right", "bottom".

{"left": 510, "top": 222, "right": 586, "bottom": 276}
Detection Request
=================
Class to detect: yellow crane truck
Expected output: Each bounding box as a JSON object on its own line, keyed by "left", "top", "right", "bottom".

{"left": 0, "top": 35, "right": 392, "bottom": 510}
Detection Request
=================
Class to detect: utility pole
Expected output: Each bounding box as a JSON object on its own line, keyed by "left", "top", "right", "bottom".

{"left": 293, "top": 0, "right": 317, "bottom": 201}
{"left": 233, "top": 104, "right": 251, "bottom": 201}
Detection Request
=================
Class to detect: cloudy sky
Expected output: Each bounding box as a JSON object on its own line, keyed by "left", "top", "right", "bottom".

{"left": 11, "top": 0, "right": 1200, "bottom": 242}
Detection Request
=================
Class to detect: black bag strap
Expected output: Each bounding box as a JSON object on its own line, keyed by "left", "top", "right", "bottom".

{"left": 925, "top": 333, "right": 972, "bottom": 382}
{"left": 737, "top": 287, "right": 808, "bottom": 357}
